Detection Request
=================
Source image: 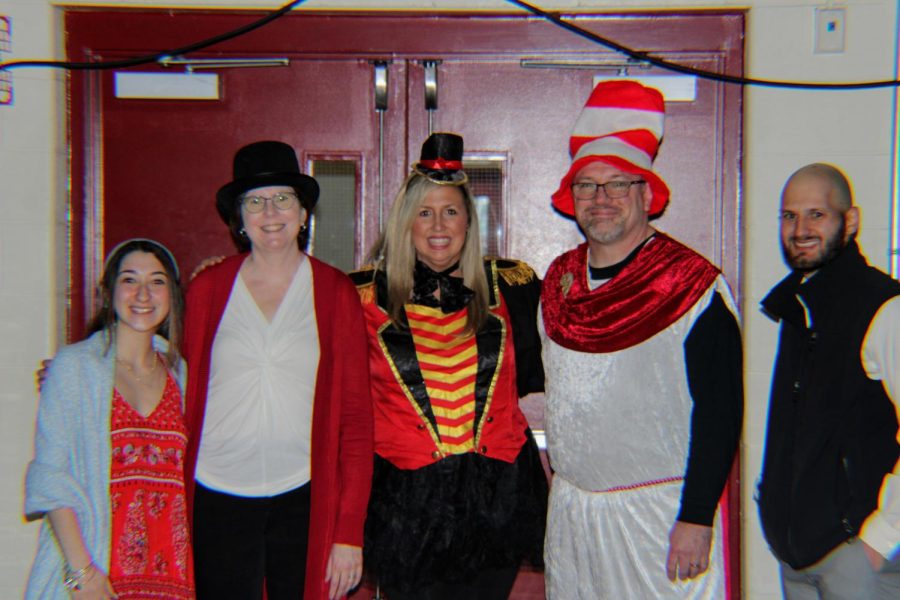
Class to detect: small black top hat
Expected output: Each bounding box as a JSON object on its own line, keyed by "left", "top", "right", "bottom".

{"left": 413, "top": 133, "right": 468, "bottom": 185}
{"left": 216, "top": 141, "right": 320, "bottom": 223}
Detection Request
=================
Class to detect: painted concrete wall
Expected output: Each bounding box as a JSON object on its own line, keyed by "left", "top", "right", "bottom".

{"left": 1, "top": 1, "right": 896, "bottom": 598}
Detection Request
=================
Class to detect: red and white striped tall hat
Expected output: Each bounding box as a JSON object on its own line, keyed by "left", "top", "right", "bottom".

{"left": 552, "top": 80, "right": 670, "bottom": 217}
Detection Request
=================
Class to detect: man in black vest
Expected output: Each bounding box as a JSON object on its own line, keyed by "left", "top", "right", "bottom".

{"left": 758, "top": 163, "right": 900, "bottom": 598}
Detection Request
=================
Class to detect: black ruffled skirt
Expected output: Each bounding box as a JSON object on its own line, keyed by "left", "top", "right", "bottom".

{"left": 364, "top": 430, "right": 548, "bottom": 592}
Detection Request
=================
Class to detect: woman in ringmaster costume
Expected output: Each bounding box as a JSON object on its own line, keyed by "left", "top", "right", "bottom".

{"left": 351, "top": 133, "right": 548, "bottom": 600}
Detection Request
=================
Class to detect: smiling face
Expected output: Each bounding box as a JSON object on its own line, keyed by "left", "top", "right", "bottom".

{"left": 113, "top": 250, "right": 171, "bottom": 335}
{"left": 410, "top": 185, "right": 468, "bottom": 272}
{"left": 572, "top": 161, "right": 652, "bottom": 247}
{"left": 240, "top": 185, "right": 307, "bottom": 253}
{"left": 780, "top": 172, "right": 858, "bottom": 272}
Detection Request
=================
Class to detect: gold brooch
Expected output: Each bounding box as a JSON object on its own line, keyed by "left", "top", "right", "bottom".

{"left": 560, "top": 272, "right": 574, "bottom": 297}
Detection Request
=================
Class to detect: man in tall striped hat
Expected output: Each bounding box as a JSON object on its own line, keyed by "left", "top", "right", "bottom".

{"left": 540, "top": 80, "right": 744, "bottom": 599}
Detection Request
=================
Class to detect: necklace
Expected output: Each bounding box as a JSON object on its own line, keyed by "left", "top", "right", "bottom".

{"left": 116, "top": 352, "right": 159, "bottom": 385}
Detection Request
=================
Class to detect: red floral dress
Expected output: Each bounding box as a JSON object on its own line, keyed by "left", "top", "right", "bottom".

{"left": 109, "top": 371, "right": 195, "bottom": 599}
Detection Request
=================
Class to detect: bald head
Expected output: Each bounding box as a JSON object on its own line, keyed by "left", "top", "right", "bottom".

{"left": 779, "top": 163, "right": 859, "bottom": 272}
{"left": 782, "top": 163, "right": 853, "bottom": 212}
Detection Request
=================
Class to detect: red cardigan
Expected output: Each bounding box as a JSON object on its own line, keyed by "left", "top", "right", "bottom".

{"left": 182, "top": 254, "right": 374, "bottom": 600}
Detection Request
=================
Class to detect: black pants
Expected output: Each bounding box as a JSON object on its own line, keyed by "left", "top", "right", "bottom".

{"left": 383, "top": 565, "right": 519, "bottom": 600}
{"left": 193, "top": 482, "right": 311, "bottom": 600}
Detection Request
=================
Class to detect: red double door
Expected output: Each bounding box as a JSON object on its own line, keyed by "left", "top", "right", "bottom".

{"left": 67, "top": 9, "right": 743, "bottom": 598}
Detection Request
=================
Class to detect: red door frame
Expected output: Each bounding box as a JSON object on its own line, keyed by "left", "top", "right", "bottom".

{"left": 65, "top": 10, "right": 745, "bottom": 597}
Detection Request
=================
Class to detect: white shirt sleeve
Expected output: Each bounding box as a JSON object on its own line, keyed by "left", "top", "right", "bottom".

{"left": 859, "top": 295, "right": 900, "bottom": 559}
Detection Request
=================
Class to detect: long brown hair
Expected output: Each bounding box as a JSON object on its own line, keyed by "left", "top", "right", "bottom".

{"left": 369, "top": 173, "right": 489, "bottom": 335}
{"left": 87, "top": 239, "right": 184, "bottom": 367}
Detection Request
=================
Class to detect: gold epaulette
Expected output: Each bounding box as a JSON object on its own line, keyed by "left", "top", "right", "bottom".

{"left": 487, "top": 257, "right": 537, "bottom": 286}
{"left": 349, "top": 265, "right": 377, "bottom": 304}
{"left": 357, "top": 282, "right": 376, "bottom": 305}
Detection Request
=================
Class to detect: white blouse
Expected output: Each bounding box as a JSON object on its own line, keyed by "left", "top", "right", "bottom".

{"left": 195, "top": 258, "right": 319, "bottom": 497}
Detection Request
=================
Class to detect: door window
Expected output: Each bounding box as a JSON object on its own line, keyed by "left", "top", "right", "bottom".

{"left": 309, "top": 157, "right": 359, "bottom": 272}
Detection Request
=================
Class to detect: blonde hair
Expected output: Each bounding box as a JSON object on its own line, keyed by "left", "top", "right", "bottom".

{"left": 370, "top": 173, "right": 489, "bottom": 335}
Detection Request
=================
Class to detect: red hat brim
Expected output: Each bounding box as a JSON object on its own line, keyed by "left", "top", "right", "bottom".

{"left": 551, "top": 155, "right": 670, "bottom": 218}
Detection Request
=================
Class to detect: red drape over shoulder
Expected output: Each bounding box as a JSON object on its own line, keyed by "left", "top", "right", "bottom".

{"left": 541, "top": 233, "right": 720, "bottom": 353}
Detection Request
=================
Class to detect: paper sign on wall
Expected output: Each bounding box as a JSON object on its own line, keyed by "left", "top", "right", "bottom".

{"left": 114, "top": 71, "right": 220, "bottom": 100}
{"left": 0, "top": 16, "right": 11, "bottom": 106}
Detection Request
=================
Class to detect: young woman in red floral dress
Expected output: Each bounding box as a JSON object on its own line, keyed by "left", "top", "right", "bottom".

{"left": 25, "top": 239, "right": 193, "bottom": 599}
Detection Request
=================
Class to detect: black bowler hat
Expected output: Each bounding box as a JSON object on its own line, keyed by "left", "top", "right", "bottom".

{"left": 412, "top": 133, "right": 468, "bottom": 185}
{"left": 216, "top": 141, "right": 320, "bottom": 223}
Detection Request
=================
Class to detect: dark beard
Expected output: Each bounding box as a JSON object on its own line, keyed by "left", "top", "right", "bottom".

{"left": 782, "top": 218, "right": 846, "bottom": 272}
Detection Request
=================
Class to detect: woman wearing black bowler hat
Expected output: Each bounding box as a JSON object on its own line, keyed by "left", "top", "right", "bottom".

{"left": 350, "top": 133, "right": 548, "bottom": 599}
{"left": 182, "top": 141, "right": 374, "bottom": 600}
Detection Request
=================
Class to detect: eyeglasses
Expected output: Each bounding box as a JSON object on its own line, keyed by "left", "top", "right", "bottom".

{"left": 572, "top": 180, "right": 645, "bottom": 201}
{"left": 240, "top": 192, "right": 299, "bottom": 213}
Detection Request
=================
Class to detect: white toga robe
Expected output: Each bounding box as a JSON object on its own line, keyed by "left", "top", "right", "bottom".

{"left": 541, "top": 275, "right": 736, "bottom": 600}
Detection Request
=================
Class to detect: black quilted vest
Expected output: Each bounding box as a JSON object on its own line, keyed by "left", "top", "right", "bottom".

{"left": 757, "top": 242, "right": 900, "bottom": 569}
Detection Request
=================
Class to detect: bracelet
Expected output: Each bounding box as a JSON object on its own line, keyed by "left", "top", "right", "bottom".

{"left": 63, "top": 561, "right": 95, "bottom": 591}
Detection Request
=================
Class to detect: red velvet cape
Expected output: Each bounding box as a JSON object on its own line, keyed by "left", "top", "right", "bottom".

{"left": 182, "top": 254, "right": 373, "bottom": 600}
{"left": 542, "top": 233, "right": 720, "bottom": 353}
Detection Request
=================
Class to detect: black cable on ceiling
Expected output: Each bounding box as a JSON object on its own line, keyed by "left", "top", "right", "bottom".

{"left": 1, "top": 0, "right": 898, "bottom": 91}
{"left": 0, "top": 0, "right": 305, "bottom": 71}
{"left": 507, "top": 0, "right": 900, "bottom": 90}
